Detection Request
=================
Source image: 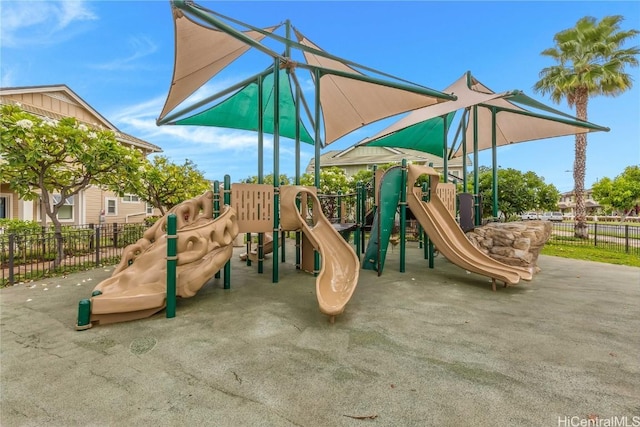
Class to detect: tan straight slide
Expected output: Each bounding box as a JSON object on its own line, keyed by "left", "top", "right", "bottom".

{"left": 280, "top": 186, "right": 360, "bottom": 319}
{"left": 407, "top": 164, "right": 532, "bottom": 288}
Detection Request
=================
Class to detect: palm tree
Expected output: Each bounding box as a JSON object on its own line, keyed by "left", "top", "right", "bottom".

{"left": 534, "top": 15, "right": 639, "bottom": 238}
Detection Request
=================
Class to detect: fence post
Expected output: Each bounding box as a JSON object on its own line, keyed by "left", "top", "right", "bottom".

{"left": 41, "top": 226, "right": 46, "bottom": 260}
{"left": 8, "top": 233, "right": 15, "bottom": 285}
{"left": 625, "top": 224, "right": 629, "bottom": 254}
{"left": 89, "top": 223, "right": 95, "bottom": 251}
{"left": 95, "top": 226, "right": 101, "bottom": 266}
{"left": 594, "top": 223, "right": 598, "bottom": 247}
{"left": 112, "top": 223, "right": 119, "bottom": 248}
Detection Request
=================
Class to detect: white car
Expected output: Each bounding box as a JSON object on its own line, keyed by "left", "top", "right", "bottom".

{"left": 541, "top": 212, "right": 564, "bottom": 222}
{"left": 521, "top": 212, "right": 540, "bottom": 220}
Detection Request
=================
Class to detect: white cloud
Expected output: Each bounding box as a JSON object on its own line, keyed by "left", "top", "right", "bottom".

{"left": 0, "top": 1, "right": 97, "bottom": 48}
{"left": 111, "top": 89, "right": 317, "bottom": 180}
{"left": 0, "top": 67, "right": 16, "bottom": 87}
{"left": 91, "top": 36, "right": 158, "bottom": 71}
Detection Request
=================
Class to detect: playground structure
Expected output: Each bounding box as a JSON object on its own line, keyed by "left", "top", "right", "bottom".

{"left": 76, "top": 191, "right": 238, "bottom": 329}
{"left": 77, "top": 183, "right": 362, "bottom": 328}
{"left": 406, "top": 164, "right": 532, "bottom": 288}
{"left": 280, "top": 186, "right": 359, "bottom": 319}
{"left": 361, "top": 163, "right": 531, "bottom": 288}
{"left": 74, "top": 0, "right": 610, "bottom": 329}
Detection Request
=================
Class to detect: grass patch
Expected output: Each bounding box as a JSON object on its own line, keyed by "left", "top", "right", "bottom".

{"left": 541, "top": 242, "right": 640, "bottom": 267}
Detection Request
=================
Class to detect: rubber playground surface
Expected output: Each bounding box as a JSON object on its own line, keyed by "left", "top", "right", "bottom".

{"left": 1, "top": 243, "right": 639, "bottom": 426}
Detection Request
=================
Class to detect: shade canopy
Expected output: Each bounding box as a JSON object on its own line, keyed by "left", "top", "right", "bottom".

{"left": 158, "top": 1, "right": 456, "bottom": 148}
{"left": 362, "top": 72, "right": 509, "bottom": 155}
{"left": 174, "top": 67, "right": 314, "bottom": 144}
{"left": 158, "top": 6, "right": 279, "bottom": 121}
{"left": 295, "top": 30, "right": 455, "bottom": 146}
{"left": 451, "top": 79, "right": 610, "bottom": 158}
{"left": 360, "top": 72, "right": 609, "bottom": 158}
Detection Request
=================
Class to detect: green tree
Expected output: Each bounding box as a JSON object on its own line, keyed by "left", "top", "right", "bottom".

{"left": 300, "top": 167, "right": 350, "bottom": 194}
{"left": 534, "top": 15, "right": 639, "bottom": 238}
{"left": 124, "top": 156, "right": 212, "bottom": 215}
{"left": 240, "top": 173, "right": 292, "bottom": 185}
{"left": 592, "top": 165, "right": 640, "bottom": 220}
{"left": 301, "top": 167, "right": 351, "bottom": 220}
{"left": 0, "top": 104, "right": 145, "bottom": 265}
{"left": 476, "top": 167, "right": 559, "bottom": 220}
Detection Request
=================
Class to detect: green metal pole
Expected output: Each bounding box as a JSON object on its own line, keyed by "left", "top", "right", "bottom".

{"left": 295, "top": 75, "right": 302, "bottom": 270}
{"left": 272, "top": 60, "right": 280, "bottom": 283}
{"left": 473, "top": 105, "right": 480, "bottom": 226}
{"left": 223, "top": 175, "right": 231, "bottom": 289}
{"left": 76, "top": 298, "right": 91, "bottom": 330}
{"left": 491, "top": 107, "right": 499, "bottom": 219}
{"left": 213, "top": 180, "right": 223, "bottom": 275}
{"left": 355, "top": 182, "right": 361, "bottom": 259}
{"left": 399, "top": 159, "right": 407, "bottom": 273}
{"left": 422, "top": 182, "right": 428, "bottom": 259}
{"left": 461, "top": 108, "right": 469, "bottom": 193}
{"left": 166, "top": 213, "right": 177, "bottom": 318}
{"left": 281, "top": 179, "right": 286, "bottom": 264}
{"left": 427, "top": 163, "right": 434, "bottom": 268}
{"left": 258, "top": 75, "right": 264, "bottom": 274}
{"left": 313, "top": 68, "right": 321, "bottom": 275}
{"left": 442, "top": 115, "right": 449, "bottom": 183}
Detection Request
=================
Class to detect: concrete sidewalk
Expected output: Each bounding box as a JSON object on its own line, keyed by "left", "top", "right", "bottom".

{"left": 1, "top": 244, "right": 639, "bottom": 426}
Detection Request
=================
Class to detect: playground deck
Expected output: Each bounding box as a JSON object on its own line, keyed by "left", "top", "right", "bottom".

{"left": 1, "top": 243, "right": 638, "bottom": 426}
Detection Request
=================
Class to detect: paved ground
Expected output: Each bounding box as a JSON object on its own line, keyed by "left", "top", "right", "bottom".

{"left": 1, "top": 243, "right": 639, "bottom": 427}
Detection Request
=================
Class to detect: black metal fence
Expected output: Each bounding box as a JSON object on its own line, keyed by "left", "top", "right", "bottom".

{"left": 2, "top": 219, "right": 637, "bottom": 287}
{"left": 1, "top": 223, "right": 147, "bottom": 287}
{"left": 548, "top": 221, "right": 640, "bottom": 256}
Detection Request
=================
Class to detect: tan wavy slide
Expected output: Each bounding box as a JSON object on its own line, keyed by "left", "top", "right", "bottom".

{"left": 85, "top": 191, "right": 239, "bottom": 327}
{"left": 280, "top": 186, "right": 360, "bottom": 320}
{"left": 407, "top": 164, "right": 532, "bottom": 289}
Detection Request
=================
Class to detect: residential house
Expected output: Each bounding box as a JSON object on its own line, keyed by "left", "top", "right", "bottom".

{"left": 305, "top": 143, "right": 467, "bottom": 181}
{"left": 0, "top": 85, "right": 162, "bottom": 225}
{"left": 557, "top": 189, "right": 602, "bottom": 216}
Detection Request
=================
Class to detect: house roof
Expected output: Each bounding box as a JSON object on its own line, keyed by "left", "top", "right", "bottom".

{"left": 307, "top": 145, "right": 467, "bottom": 173}
{"left": 0, "top": 85, "right": 162, "bottom": 153}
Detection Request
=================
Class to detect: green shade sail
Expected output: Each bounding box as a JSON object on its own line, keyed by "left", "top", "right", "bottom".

{"left": 366, "top": 112, "right": 456, "bottom": 156}
{"left": 175, "top": 68, "right": 314, "bottom": 144}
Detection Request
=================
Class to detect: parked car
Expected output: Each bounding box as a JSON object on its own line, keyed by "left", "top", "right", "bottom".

{"left": 521, "top": 212, "right": 540, "bottom": 220}
{"left": 541, "top": 212, "right": 564, "bottom": 222}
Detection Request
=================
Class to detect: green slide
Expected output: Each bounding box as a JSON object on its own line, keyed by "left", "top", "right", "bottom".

{"left": 362, "top": 166, "right": 403, "bottom": 275}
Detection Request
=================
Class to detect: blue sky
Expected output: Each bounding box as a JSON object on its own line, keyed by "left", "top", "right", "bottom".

{"left": 1, "top": 1, "right": 639, "bottom": 193}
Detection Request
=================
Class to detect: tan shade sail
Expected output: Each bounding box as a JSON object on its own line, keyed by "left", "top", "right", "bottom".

{"left": 296, "top": 31, "right": 453, "bottom": 146}
{"left": 361, "top": 72, "right": 509, "bottom": 147}
{"left": 451, "top": 79, "right": 609, "bottom": 158}
{"left": 158, "top": 7, "right": 278, "bottom": 120}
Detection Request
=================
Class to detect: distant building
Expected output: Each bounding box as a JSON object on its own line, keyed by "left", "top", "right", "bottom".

{"left": 557, "top": 189, "right": 602, "bottom": 215}
{"left": 305, "top": 143, "right": 467, "bottom": 181}
{"left": 0, "top": 85, "right": 162, "bottom": 225}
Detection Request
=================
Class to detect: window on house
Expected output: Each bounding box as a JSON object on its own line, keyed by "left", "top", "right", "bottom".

{"left": 0, "top": 195, "right": 8, "bottom": 219}
{"left": 146, "top": 203, "right": 154, "bottom": 215}
{"left": 106, "top": 198, "right": 117, "bottom": 215}
{"left": 53, "top": 194, "right": 74, "bottom": 220}
{"left": 122, "top": 194, "right": 140, "bottom": 203}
